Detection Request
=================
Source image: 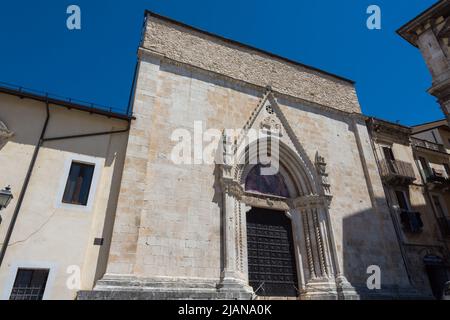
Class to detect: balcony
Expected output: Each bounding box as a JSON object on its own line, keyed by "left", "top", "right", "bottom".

{"left": 411, "top": 137, "right": 447, "bottom": 154}
{"left": 400, "top": 210, "right": 424, "bottom": 234}
{"left": 437, "top": 217, "right": 450, "bottom": 238}
{"left": 379, "top": 159, "right": 416, "bottom": 185}
{"left": 424, "top": 168, "right": 450, "bottom": 191}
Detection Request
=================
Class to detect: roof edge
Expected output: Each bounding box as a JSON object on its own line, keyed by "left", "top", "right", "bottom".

{"left": 0, "top": 85, "right": 132, "bottom": 121}
{"left": 366, "top": 116, "right": 413, "bottom": 132}
{"left": 397, "top": 0, "right": 449, "bottom": 47}
{"left": 144, "top": 10, "right": 355, "bottom": 85}
{"left": 410, "top": 118, "right": 447, "bottom": 128}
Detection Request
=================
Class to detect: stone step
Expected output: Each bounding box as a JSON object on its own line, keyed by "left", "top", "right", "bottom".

{"left": 255, "top": 296, "right": 298, "bottom": 300}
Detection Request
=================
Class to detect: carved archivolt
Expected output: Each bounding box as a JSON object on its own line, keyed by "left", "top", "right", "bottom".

{"left": 219, "top": 88, "right": 331, "bottom": 204}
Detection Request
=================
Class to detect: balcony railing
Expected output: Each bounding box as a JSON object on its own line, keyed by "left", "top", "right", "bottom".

{"left": 379, "top": 159, "right": 416, "bottom": 185}
{"left": 437, "top": 217, "right": 450, "bottom": 237}
{"left": 423, "top": 168, "right": 450, "bottom": 189}
{"left": 411, "top": 137, "right": 447, "bottom": 154}
{"left": 400, "top": 210, "right": 424, "bottom": 234}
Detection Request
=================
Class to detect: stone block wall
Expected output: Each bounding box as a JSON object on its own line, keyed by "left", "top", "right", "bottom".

{"left": 105, "top": 52, "right": 411, "bottom": 293}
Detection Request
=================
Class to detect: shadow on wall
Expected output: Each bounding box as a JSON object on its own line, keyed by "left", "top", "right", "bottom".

{"left": 400, "top": 196, "right": 449, "bottom": 300}
{"left": 341, "top": 201, "right": 411, "bottom": 298}
{"left": 94, "top": 132, "right": 129, "bottom": 283}
{"left": 341, "top": 196, "right": 448, "bottom": 299}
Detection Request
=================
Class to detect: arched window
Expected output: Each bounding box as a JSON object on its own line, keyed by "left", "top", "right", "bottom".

{"left": 245, "top": 164, "right": 289, "bottom": 198}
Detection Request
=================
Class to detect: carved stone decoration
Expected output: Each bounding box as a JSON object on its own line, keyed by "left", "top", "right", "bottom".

{"left": 0, "top": 120, "right": 13, "bottom": 148}
{"left": 437, "top": 16, "right": 450, "bottom": 40}
{"left": 0, "top": 120, "right": 13, "bottom": 139}
{"left": 216, "top": 88, "right": 355, "bottom": 299}
{"left": 315, "top": 152, "right": 332, "bottom": 205}
{"left": 302, "top": 210, "right": 317, "bottom": 279}
{"left": 260, "top": 116, "right": 282, "bottom": 137}
{"left": 291, "top": 194, "right": 328, "bottom": 210}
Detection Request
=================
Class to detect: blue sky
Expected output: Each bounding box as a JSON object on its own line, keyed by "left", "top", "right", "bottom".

{"left": 0, "top": 0, "right": 442, "bottom": 125}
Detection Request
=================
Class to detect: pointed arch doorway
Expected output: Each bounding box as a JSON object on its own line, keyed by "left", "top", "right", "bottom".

{"left": 245, "top": 163, "right": 299, "bottom": 297}
{"left": 217, "top": 89, "right": 354, "bottom": 299}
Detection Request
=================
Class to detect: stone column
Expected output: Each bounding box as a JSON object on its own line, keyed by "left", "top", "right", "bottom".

{"left": 288, "top": 208, "right": 307, "bottom": 294}
{"left": 292, "top": 195, "right": 356, "bottom": 299}
{"left": 217, "top": 176, "right": 253, "bottom": 297}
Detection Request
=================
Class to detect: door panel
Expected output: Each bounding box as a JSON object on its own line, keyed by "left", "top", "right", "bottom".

{"left": 246, "top": 208, "right": 298, "bottom": 297}
{"left": 426, "top": 264, "right": 449, "bottom": 299}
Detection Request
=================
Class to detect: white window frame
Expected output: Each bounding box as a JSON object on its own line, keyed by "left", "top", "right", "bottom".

{"left": 55, "top": 154, "right": 103, "bottom": 212}
{"left": 1, "top": 261, "right": 58, "bottom": 300}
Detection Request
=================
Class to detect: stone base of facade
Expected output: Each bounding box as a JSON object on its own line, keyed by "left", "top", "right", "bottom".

{"left": 77, "top": 275, "right": 253, "bottom": 300}
{"left": 352, "top": 285, "right": 433, "bottom": 300}
{"left": 77, "top": 274, "right": 432, "bottom": 300}
{"left": 299, "top": 277, "right": 343, "bottom": 300}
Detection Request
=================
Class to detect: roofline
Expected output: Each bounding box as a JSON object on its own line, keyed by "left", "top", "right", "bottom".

{"left": 0, "top": 84, "right": 133, "bottom": 121}
{"left": 143, "top": 10, "right": 355, "bottom": 85}
{"left": 397, "top": 0, "right": 448, "bottom": 47}
{"left": 410, "top": 118, "right": 447, "bottom": 128}
{"left": 366, "top": 116, "right": 412, "bottom": 131}
{"left": 411, "top": 118, "right": 449, "bottom": 134}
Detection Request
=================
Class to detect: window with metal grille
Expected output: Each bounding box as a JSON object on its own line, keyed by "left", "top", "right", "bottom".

{"left": 9, "top": 269, "right": 49, "bottom": 300}
{"left": 62, "top": 162, "right": 95, "bottom": 205}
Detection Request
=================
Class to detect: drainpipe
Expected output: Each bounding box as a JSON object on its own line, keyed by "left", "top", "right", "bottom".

{"left": 0, "top": 102, "right": 131, "bottom": 269}
{"left": 42, "top": 122, "right": 130, "bottom": 143}
{"left": 0, "top": 100, "right": 50, "bottom": 267}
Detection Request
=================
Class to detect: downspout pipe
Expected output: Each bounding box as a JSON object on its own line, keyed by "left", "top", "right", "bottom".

{"left": 0, "top": 100, "right": 50, "bottom": 267}
{"left": 42, "top": 121, "right": 130, "bottom": 143}
{"left": 0, "top": 103, "right": 131, "bottom": 269}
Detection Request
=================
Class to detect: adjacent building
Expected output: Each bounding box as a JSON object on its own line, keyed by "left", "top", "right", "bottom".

{"left": 398, "top": 0, "right": 450, "bottom": 124}
{"left": 0, "top": 84, "right": 131, "bottom": 299}
{"left": 367, "top": 117, "right": 450, "bottom": 299}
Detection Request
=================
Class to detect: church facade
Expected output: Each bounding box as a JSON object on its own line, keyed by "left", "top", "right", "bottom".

{"left": 77, "top": 12, "right": 423, "bottom": 299}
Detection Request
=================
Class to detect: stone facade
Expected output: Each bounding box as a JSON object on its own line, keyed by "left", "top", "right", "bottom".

{"left": 79, "top": 13, "right": 422, "bottom": 300}
{"left": 142, "top": 12, "right": 360, "bottom": 114}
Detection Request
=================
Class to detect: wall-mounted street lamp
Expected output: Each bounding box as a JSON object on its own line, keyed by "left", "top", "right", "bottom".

{"left": 0, "top": 186, "right": 13, "bottom": 224}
